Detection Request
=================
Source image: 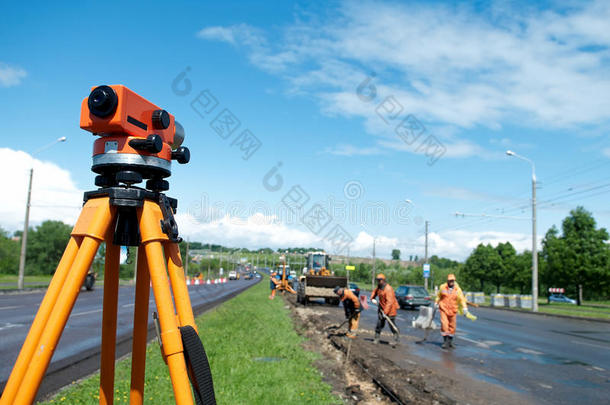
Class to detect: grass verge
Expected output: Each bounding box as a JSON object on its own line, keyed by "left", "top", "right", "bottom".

{"left": 479, "top": 297, "right": 610, "bottom": 320}
{"left": 40, "top": 278, "right": 340, "bottom": 404}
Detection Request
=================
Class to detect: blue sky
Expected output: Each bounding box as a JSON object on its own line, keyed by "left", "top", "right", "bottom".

{"left": 1, "top": 0, "right": 609, "bottom": 260}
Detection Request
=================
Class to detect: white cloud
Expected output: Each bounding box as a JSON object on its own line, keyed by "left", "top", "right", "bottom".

{"left": 322, "top": 144, "right": 384, "bottom": 156}
{"left": 198, "top": 1, "right": 610, "bottom": 158}
{"left": 0, "top": 148, "right": 82, "bottom": 231}
{"left": 603, "top": 147, "right": 610, "bottom": 158}
{"left": 197, "top": 26, "right": 239, "bottom": 44}
{"left": 423, "top": 229, "right": 537, "bottom": 260}
{"left": 0, "top": 63, "right": 27, "bottom": 87}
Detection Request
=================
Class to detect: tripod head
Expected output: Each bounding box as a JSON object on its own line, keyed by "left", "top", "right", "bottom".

{"left": 80, "top": 85, "right": 190, "bottom": 191}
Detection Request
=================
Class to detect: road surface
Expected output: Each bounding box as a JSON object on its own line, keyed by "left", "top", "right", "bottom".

{"left": 321, "top": 297, "right": 609, "bottom": 404}
{"left": 0, "top": 277, "right": 259, "bottom": 400}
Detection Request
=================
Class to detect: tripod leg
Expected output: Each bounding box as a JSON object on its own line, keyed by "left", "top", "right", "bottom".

{"left": 144, "top": 241, "right": 194, "bottom": 405}
{"left": 13, "top": 236, "right": 103, "bottom": 404}
{"left": 99, "top": 241, "right": 121, "bottom": 405}
{"left": 0, "top": 236, "right": 81, "bottom": 405}
{"left": 164, "top": 243, "right": 196, "bottom": 330}
{"left": 129, "top": 247, "right": 150, "bottom": 405}
{"left": 12, "top": 197, "right": 114, "bottom": 404}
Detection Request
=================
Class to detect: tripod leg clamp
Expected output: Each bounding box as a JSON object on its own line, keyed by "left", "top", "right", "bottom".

{"left": 160, "top": 329, "right": 185, "bottom": 357}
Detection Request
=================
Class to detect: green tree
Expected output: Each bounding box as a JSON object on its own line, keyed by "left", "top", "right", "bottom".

{"left": 512, "top": 251, "right": 532, "bottom": 294}
{"left": 542, "top": 207, "right": 609, "bottom": 304}
{"left": 496, "top": 241, "right": 517, "bottom": 290}
{"left": 0, "top": 228, "right": 20, "bottom": 274}
{"left": 391, "top": 249, "right": 401, "bottom": 260}
{"left": 464, "top": 243, "right": 503, "bottom": 292}
{"left": 25, "top": 221, "right": 72, "bottom": 275}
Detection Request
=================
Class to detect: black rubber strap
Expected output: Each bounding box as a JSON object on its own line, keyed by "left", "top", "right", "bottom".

{"left": 179, "top": 326, "right": 216, "bottom": 405}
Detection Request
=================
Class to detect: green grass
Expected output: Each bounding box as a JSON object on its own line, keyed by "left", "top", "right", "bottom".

{"left": 40, "top": 278, "right": 340, "bottom": 404}
{"left": 537, "top": 302, "right": 610, "bottom": 319}
{"left": 479, "top": 296, "right": 610, "bottom": 320}
{"left": 0, "top": 274, "right": 135, "bottom": 290}
{"left": 0, "top": 274, "right": 53, "bottom": 283}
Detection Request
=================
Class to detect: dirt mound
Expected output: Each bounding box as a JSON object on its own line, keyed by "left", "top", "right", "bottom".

{"left": 287, "top": 295, "right": 529, "bottom": 405}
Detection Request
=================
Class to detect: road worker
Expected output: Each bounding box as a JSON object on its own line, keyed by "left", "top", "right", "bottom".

{"left": 333, "top": 286, "right": 361, "bottom": 338}
{"left": 371, "top": 274, "right": 399, "bottom": 346}
{"left": 435, "top": 273, "right": 471, "bottom": 349}
{"left": 269, "top": 271, "right": 280, "bottom": 299}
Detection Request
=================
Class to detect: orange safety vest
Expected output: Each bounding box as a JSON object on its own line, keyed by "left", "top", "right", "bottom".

{"left": 341, "top": 289, "right": 360, "bottom": 309}
{"left": 371, "top": 284, "right": 398, "bottom": 317}
{"left": 436, "top": 282, "right": 467, "bottom": 316}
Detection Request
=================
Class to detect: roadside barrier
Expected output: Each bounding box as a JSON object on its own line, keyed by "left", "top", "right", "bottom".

{"left": 508, "top": 294, "right": 518, "bottom": 308}
{"left": 518, "top": 295, "right": 532, "bottom": 309}
{"left": 473, "top": 292, "right": 484, "bottom": 304}
{"left": 491, "top": 294, "right": 505, "bottom": 307}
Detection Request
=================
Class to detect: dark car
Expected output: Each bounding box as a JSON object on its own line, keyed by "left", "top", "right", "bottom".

{"left": 396, "top": 285, "right": 431, "bottom": 309}
{"left": 349, "top": 282, "right": 360, "bottom": 297}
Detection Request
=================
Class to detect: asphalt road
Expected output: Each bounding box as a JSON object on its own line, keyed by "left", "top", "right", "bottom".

{"left": 0, "top": 277, "right": 259, "bottom": 400}
{"left": 351, "top": 299, "right": 610, "bottom": 404}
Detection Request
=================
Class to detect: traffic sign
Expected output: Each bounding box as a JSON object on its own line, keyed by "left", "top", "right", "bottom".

{"left": 423, "top": 263, "right": 430, "bottom": 278}
{"left": 345, "top": 265, "right": 355, "bottom": 271}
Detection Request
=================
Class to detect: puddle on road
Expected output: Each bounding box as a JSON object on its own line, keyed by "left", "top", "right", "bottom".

{"left": 558, "top": 378, "right": 602, "bottom": 389}
{"left": 410, "top": 330, "right": 595, "bottom": 369}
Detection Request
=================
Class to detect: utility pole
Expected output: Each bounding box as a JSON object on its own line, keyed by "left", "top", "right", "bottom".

{"left": 507, "top": 150, "right": 538, "bottom": 312}
{"left": 346, "top": 247, "right": 350, "bottom": 285}
{"left": 132, "top": 247, "right": 139, "bottom": 283}
{"left": 17, "top": 137, "right": 67, "bottom": 289}
{"left": 184, "top": 240, "right": 189, "bottom": 277}
{"left": 532, "top": 169, "right": 538, "bottom": 312}
{"left": 17, "top": 168, "right": 33, "bottom": 290}
{"left": 424, "top": 220, "right": 429, "bottom": 290}
{"left": 371, "top": 238, "right": 376, "bottom": 291}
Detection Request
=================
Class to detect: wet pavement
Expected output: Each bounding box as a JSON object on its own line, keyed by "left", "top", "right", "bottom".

{"left": 354, "top": 300, "right": 610, "bottom": 404}
{"left": 0, "top": 278, "right": 258, "bottom": 387}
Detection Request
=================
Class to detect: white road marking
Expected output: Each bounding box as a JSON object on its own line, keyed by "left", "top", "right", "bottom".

{"left": 122, "top": 303, "right": 135, "bottom": 308}
{"left": 72, "top": 309, "right": 103, "bottom": 317}
{"left": 397, "top": 316, "right": 406, "bottom": 321}
{"left": 482, "top": 340, "right": 502, "bottom": 346}
{"left": 456, "top": 335, "right": 490, "bottom": 348}
{"left": 0, "top": 323, "right": 23, "bottom": 331}
{"left": 571, "top": 340, "right": 609, "bottom": 350}
{"left": 516, "top": 347, "right": 543, "bottom": 355}
{"left": 0, "top": 306, "right": 21, "bottom": 310}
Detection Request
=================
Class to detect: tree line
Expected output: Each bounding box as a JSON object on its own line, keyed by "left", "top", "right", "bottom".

{"left": 1, "top": 207, "right": 607, "bottom": 302}
{"left": 460, "top": 207, "right": 609, "bottom": 301}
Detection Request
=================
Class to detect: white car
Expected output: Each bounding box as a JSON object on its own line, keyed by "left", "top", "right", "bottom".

{"left": 228, "top": 271, "right": 237, "bottom": 280}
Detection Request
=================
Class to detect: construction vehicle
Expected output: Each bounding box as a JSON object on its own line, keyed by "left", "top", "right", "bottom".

{"left": 296, "top": 251, "right": 347, "bottom": 306}
{"left": 273, "top": 255, "right": 297, "bottom": 295}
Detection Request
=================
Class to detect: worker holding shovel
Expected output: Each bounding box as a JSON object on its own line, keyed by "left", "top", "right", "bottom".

{"left": 435, "top": 273, "right": 476, "bottom": 349}
{"left": 371, "top": 274, "right": 400, "bottom": 347}
{"left": 333, "top": 286, "right": 361, "bottom": 339}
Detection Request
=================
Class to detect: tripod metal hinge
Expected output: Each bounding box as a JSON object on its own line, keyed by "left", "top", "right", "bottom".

{"left": 158, "top": 194, "right": 182, "bottom": 243}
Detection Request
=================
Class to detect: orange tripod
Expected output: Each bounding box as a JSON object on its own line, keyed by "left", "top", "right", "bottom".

{"left": 0, "top": 187, "right": 215, "bottom": 405}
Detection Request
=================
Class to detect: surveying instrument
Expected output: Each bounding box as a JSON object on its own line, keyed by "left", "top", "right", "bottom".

{"left": 1, "top": 85, "right": 216, "bottom": 405}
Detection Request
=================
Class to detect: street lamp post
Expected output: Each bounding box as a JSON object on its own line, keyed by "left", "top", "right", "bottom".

{"left": 506, "top": 150, "right": 538, "bottom": 312}
{"left": 17, "top": 137, "right": 67, "bottom": 289}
